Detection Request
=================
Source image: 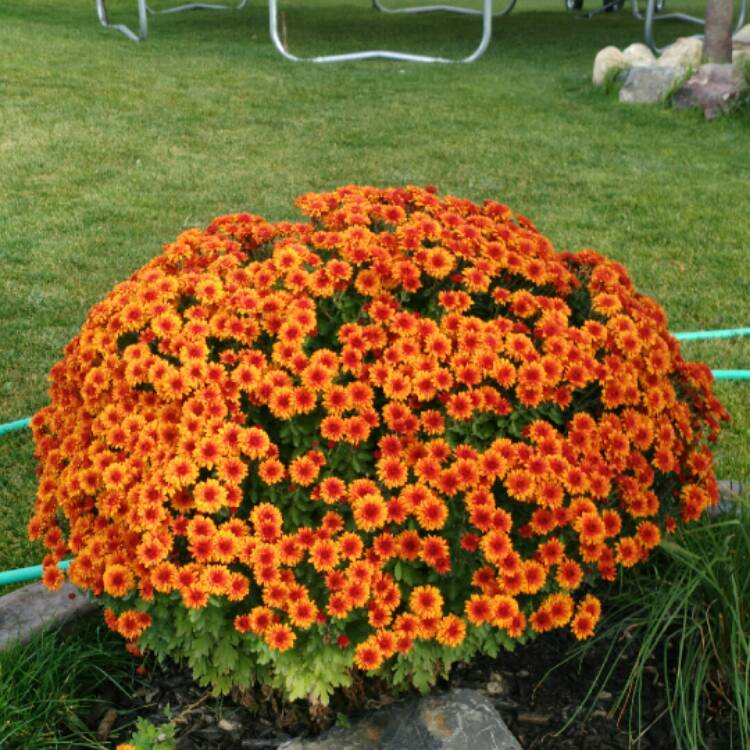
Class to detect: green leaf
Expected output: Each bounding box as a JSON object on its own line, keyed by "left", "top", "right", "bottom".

{"left": 191, "top": 634, "right": 212, "bottom": 660}
{"left": 214, "top": 639, "right": 238, "bottom": 672}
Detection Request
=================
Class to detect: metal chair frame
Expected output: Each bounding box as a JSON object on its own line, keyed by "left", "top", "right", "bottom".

{"left": 96, "top": 0, "right": 248, "bottom": 41}
{"left": 268, "top": 0, "right": 499, "bottom": 62}
{"left": 370, "top": 0, "right": 516, "bottom": 19}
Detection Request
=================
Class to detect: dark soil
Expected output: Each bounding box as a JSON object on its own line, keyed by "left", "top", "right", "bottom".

{"left": 88, "top": 625, "right": 738, "bottom": 750}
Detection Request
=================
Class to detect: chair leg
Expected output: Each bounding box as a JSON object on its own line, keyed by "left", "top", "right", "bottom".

{"left": 146, "top": 0, "right": 248, "bottom": 16}
{"left": 96, "top": 0, "right": 249, "bottom": 40}
{"left": 371, "top": 0, "right": 516, "bottom": 18}
{"left": 96, "top": 0, "right": 148, "bottom": 40}
{"left": 268, "top": 0, "right": 495, "bottom": 62}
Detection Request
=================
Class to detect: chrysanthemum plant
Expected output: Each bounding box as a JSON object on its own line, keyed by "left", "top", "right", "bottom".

{"left": 29, "top": 186, "right": 728, "bottom": 704}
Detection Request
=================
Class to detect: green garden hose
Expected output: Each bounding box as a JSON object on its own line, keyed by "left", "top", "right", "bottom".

{"left": 0, "top": 559, "right": 71, "bottom": 587}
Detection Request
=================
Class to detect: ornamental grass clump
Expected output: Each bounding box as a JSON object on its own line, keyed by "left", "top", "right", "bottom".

{"left": 28, "top": 185, "right": 728, "bottom": 702}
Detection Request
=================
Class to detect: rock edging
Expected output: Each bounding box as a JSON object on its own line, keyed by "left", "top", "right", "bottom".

{"left": 279, "top": 688, "right": 523, "bottom": 750}
{"left": 0, "top": 580, "right": 95, "bottom": 651}
{"left": 593, "top": 26, "right": 750, "bottom": 116}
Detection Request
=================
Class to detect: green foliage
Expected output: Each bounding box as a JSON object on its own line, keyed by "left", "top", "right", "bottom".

{"left": 550, "top": 500, "right": 750, "bottom": 749}
{"left": 122, "top": 717, "right": 177, "bottom": 750}
{"left": 0, "top": 613, "right": 138, "bottom": 749}
{"left": 601, "top": 64, "right": 626, "bottom": 96}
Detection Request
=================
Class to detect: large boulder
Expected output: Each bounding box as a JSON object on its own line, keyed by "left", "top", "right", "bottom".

{"left": 593, "top": 46, "right": 627, "bottom": 86}
{"left": 623, "top": 42, "right": 656, "bottom": 67}
{"left": 672, "top": 63, "right": 748, "bottom": 118}
{"left": 658, "top": 36, "right": 704, "bottom": 68}
{"left": 619, "top": 65, "right": 686, "bottom": 103}
{"left": 279, "top": 689, "right": 523, "bottom": 750}
{"left": 733, "top": 22, "right": 750, "bottom": 44}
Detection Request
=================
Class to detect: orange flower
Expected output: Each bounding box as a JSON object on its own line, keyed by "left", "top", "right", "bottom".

{"left": 193, "top": 479, "right": 228, "bottom": 513}
{"left": 396, "top": 530, "right": 422, "bottom": 560}
{"left": 258, "top": 458, "right": 285, "bottom": 485}
{"left": 41, "top": 565, "right": 65, "bottom": 591}
{"left": 577, "top": 512, "right": 606, "bottom": 545}
{"left": 289, "top": 456, "right": 320, "bottom": 487}
{"left": 409, "top": 585, "right": 444, "bottom": 619}
{"left": 420, "top": 535, "right": 450, "bottom": 569}
{"left": 250, "top": 503, "right": 283, "bottom": 541}
{"left": 151, "top": 561, "right": 178, "bottom": 593}
{"left": 309, "top": 538, "right": 339, "bottom": 572}
{"left": 288, "top": 598, "right": 318, "bottom": 629}
{"left": 415, "top": 497, "right": 449, "bottom": 531}
{"left": 636, "top": 521, "right": 661, "bottom": 549}
{"left": 202, "top": 565, "right": 232, "bottom": 595}
{"left": 543, "top": 593, "right": 574, "bottom": 627}
{"left": 556, "top": 559, "right": 583, "bottom": 590}
{"left": 247, "top": 606, "right": 274, "bottom": 634}
{"left": 318, "top": 477, "right": 347, "bottom": 504}
{"left": 242, "top": 427, "right": 271, "bottom": 459}
{"left": 117, "top": 610, "right": 151, "bottom": 640}
{"left": 376, "top": 457, "right": 408, "bottom": 488}
{"left": 465, "top": 594, "right": 493, "bottom": 626}
{"left": 436, "top": 615, "right": 467, "bottom": 647}
{"left": 103, "top": 564, "right": 135, "bottom": 598}
{"left": 181, "top": 585, "right": 209, "bottom": 609}
{"left": 227, "top": 572, "right": 250, "bottom": 602}
{"left": 491, "top": 595, "right": 519, "bottom": 627}
{"left": 352, "top": 494, "right": 388, "bottom": 532}
{"left": 571, "top": 612, "right": 596, "bottom": 640}
{"left": 521, "top": 560, "right": 547, "bottom": 594}
{"left": 354, "top": 638, "right": 384, "bottom": 671}
{"left": 265, "top": 624, "right": 296, "bottom": 652}
{"left": 615, "top": 537, "right": 642, "bottom": 567}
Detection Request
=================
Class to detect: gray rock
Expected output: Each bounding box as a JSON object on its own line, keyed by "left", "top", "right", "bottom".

{"left": 593, "top": 46, "right": 627, "bottom": 86}
{"left": 658, "top": 36, "right": 703, "bottom": 68}
{"left": 712, "top": 479, "right": 750, "bottom": 516}
{"left": 672, "top": 63, "right": 748, "bottom": 118}
{"left": 619, "top": 65, "right": 686, "bottom": 103}
{"left": 279, "top": 688, "right": 523, "bottom": 750}
{"left": 622, "top": 43, "right": 656, "bottom": 67}
{"left": 0, "top": 581, "right": 95, "bottom": 650}
{"left": 219, "top": 718, "right": 244, "bottom": 733}
{"left": 485, "top": 672, "right": 509, "bottom": 697}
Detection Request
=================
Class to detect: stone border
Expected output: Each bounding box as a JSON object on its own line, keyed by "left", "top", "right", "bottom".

{"left": 0, "top": 580, "right": 96, "bottom": 651}
{"left": 593, "top": 27, "right": 750, "bottom": 116}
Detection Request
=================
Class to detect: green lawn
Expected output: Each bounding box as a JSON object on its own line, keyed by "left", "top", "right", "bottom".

{"left": 1, "top": 0, "right": 748, "bottom": 571}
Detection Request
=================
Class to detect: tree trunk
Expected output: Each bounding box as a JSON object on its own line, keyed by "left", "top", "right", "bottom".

{"left": 703, "top": 0, "right": 733, "bottom": 63}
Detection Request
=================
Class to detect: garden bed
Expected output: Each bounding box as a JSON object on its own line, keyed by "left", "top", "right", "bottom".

{"left": 93, "top": 624, "right": 735, "bottom": 749}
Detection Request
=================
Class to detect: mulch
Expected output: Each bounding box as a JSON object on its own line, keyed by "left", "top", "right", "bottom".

{"left": 91, "top": 627, "right": 734, "bottom": 749}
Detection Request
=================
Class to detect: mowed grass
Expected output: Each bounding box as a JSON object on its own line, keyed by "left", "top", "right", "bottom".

{"left": 0, "top": 0, "right": 748, "bottom": 571}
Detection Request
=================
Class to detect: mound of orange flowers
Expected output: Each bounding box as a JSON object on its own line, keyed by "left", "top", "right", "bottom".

{"left": 29, "top": 185, "right": 727, "bottom": 682}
